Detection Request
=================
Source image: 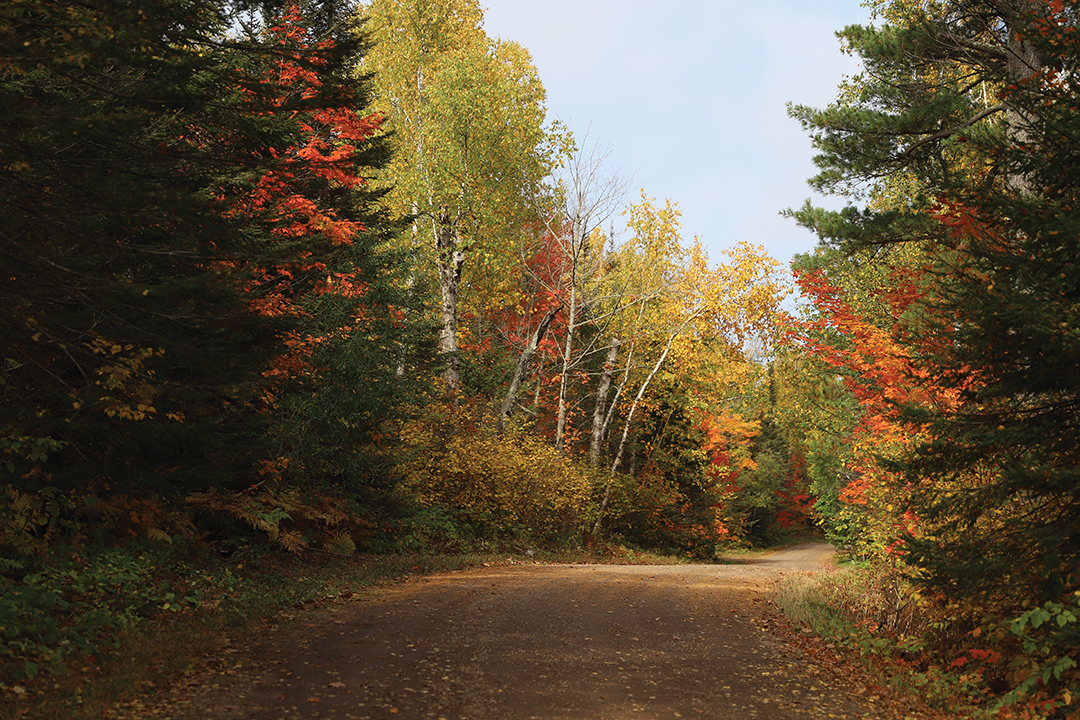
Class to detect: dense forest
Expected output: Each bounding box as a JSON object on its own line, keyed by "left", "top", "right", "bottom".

{"left": 1, "top": 0, "right": 1078, "bottom": 717}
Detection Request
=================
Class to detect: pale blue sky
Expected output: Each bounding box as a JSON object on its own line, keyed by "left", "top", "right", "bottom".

{"left": 480, "top": 0, "right": 872, "bottom": 267}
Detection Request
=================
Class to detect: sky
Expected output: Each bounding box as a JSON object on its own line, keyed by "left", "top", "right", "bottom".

{"left": 479, "top": 0, "right": 873, "bottom": 268}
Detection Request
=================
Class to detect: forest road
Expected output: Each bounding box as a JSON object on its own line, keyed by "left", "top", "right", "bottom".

{"left": 164, "top": 543, "right": 932, "bottom": 720}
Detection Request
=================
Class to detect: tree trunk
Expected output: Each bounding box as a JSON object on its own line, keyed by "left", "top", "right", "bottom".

{"left": 532, "top": 354, "right": 545, "bottom": 410}
{"left": 1004, "top": 18, "right": 1043, "bottom": 195}
{"left": 498, "top": 304, "right": 560, "bottom": 433}
{"left": 588, "top": 337, "right": 620, "bottom": 466}
{"left": 554, "top": 223, "right": 581, "bottom": 454}
{"left": 592, "top": 332, "right": 678, "bottom": 535}
{"left": 436, "top": 204, "right": 463, "bottom": 391}
{"left": 602, "top": 340, "right": 635, "bottom": 440}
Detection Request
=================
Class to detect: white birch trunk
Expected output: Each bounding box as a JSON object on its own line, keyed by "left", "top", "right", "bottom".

{"left": 588, "top": 337, "right": 620, "bottom": 466}
{"left": 593, "top": 327, "right": 682, "bottom": 535}
{"left": 498, "top": 304, "right": 560, "bottom": 433}
{"left": 436, "top": 205, "right": 463, "bottom": 391}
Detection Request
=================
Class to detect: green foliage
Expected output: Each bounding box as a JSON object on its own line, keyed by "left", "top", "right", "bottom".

{"left": 788, "top": 0, "right": 1080, "bottom": 714}
{"left": 603, "top": 386, "right": 734, "bottom": 557}
{"left": 729, "top": 418, "right": 793, "bottom": 544}
{"left": 0, "top": 543, "right": 199, "bottom": 683}
{"left": 0, "top": 486, "right": 79, "bottom": 568}
{"left": 269, "top": 243, "right": 436, "bottom": 485}
{"left": 2, "top": 0, "right": 287, "bottom": 496}
{"left": 0, "top": 429, "right": 63, "bottom": 475}
{"left": 1000, "top": 594, "right": 1080, "bottom": 714}
{"left": 776, "top": 562, "right": 994, "bottom": 714}
{"left": 0, "top": 0, "right": 436, "bottom": 579}
{"left": 603, "top": 473, "right": 722, "bottom": 558}
{"left": 882, "top": 4, "right": 1080, "bottom": 616}
{"left": 187, "top": 485, "right": 379, "bottom": 555}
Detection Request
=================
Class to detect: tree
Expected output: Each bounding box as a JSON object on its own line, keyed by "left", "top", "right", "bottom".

{"left": 359, "top": 0, "right": 558, "bottom": 392}
{"left": 791, "top": 0, "right": 1080, "bottom": 584}
{"left": 0, "top": 0, "right": 407, "bottom": 509}
{"left": 545, "top": 141, "right": 628, "bottom": 453}
{"left": 555, "top": 192, "right": 685, "bottom": 461}
{"left": 789, "top": 0, "right": 1080, "bottom": 710}
{"left": 592, "top": 231, "right": 789, "bottom": 536}
{"left": 2, "top": 0, "right": 276, "bottom": 495}
{"left": 244, "top": 5, "right": 433, "bottom": 488}
{"left": 787, "top": 266, "right": 941, "bottom": 557}
{"left": 496, "top": 302, "right": 560, "bottom": 434}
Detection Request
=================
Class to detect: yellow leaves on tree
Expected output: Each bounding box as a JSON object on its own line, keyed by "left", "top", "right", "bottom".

{"left": 675, "top": 239, "right": 790, "bottom": 357}
{"left": 85, "top": 338, "right": 163, "bottom": 422}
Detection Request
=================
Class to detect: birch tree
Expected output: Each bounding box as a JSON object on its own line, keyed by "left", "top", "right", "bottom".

{"left": 543, "top": 140, "right": 627, "bottom": 452}
{"left": 360, "top": 0, "right": 556, "bottom": 391}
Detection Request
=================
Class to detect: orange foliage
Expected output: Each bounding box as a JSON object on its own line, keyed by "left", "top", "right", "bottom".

{"left": 700, "top": 410, "right": 758, "bottom": 490}
{"left": 776, "top": 451, "right": 813, "bottom": 530}
{"left": 789, "top": 268, "right": 962, "bottom": 555}
{"left": 225, "top": 5, "right": 390, "bottom": 404}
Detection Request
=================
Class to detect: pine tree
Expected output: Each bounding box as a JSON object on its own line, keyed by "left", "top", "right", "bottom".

{"left": 0, "top": 1, "right": 419, "bottom": 502}
{"left": 789, "top": 0, "right": 1080, "bottom": 606}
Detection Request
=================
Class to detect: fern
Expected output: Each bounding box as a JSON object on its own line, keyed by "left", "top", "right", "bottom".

{"left": 186, "top": 487, "right": 360, "bottom": 554}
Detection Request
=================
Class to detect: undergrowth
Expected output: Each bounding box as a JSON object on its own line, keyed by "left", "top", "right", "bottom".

{"left": 775, "top": 560, "right": 1032, "bottom": 719}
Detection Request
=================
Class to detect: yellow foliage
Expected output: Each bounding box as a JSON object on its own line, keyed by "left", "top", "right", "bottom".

{"left": 85, "top": 337, "right": 163, "bottom": 421}
{"left": 323, "top": 530, "right": 357, "bottom": 556}
{"left": 400, "top": 402, "right": 595, "bottom": 537}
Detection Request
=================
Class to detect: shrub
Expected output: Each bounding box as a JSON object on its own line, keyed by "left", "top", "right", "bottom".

{"left": 398, "top": 402, "right": 595, "bottom": 544}
{"left": 0, "top": 543, "right": 198, "bottom": 682}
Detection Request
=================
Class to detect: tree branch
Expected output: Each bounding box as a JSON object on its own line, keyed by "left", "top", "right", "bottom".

{"left": 902, "top": 103, "right": 1006, "bottom": 157}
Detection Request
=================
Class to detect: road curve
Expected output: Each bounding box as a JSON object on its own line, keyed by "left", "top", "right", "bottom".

{"left": 162, "top": 544, "right": 926, "bottom": 720}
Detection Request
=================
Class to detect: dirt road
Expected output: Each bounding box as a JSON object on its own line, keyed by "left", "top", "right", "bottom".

{"left": 162, "top": 544, "right": 934, "bottom": 720}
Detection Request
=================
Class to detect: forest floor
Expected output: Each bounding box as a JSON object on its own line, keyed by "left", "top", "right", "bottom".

{"left": 119, "top": 543, "right": 951, "bottom": 720}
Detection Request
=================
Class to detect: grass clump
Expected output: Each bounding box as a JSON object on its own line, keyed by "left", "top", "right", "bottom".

{"left": 774, "top": 560, "right": 1001, "bottom": 717}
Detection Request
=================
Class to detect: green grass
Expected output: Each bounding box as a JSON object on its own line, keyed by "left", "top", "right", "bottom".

{"left": 774, "top": 563, "right": 866, "bottom": 641}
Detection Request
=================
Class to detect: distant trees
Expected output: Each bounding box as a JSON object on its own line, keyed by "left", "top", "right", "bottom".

{"left": 0, "top": 0, "right": 822, "bottom": 694}
{"left": 0, "top": 0, "right": 800, "bottom": 560}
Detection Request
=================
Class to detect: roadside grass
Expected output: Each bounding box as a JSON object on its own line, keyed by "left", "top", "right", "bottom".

{"left": 1, "top": 540, "right": 715, "bottom": 720}
{"left": 774, "top": 560, "right": 996, "bottom": 718}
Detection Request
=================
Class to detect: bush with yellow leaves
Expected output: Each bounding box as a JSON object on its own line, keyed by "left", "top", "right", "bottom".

{"left": 399, "top": 402, "right": 595, "bottom": 542}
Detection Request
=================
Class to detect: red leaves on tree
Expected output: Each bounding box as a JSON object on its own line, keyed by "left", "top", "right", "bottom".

{"left": 232, "top": 4, "right": 383, "bottom": 252}
{"left": 225, "top": 5, "right": 386, "bottom": 382}
{"left": 787, "top": 267, "right": 961, "bottom": 547}
{"left": 776, "top": 451, "right": 813, "bottom": 530}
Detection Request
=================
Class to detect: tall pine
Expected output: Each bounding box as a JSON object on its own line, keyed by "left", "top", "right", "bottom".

{"left": 0, "top": 1, "right": 421, "bottom": 506}
{"left": 789, "top": 1, "right": 1080, "bottom": 606}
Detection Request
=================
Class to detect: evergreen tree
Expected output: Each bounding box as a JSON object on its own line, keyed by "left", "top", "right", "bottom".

{"left": 0, "top": 1, "right": 419, "bottom": 504}
{"left": 789, "top": 0, "right": 1080, "bottom": 606}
